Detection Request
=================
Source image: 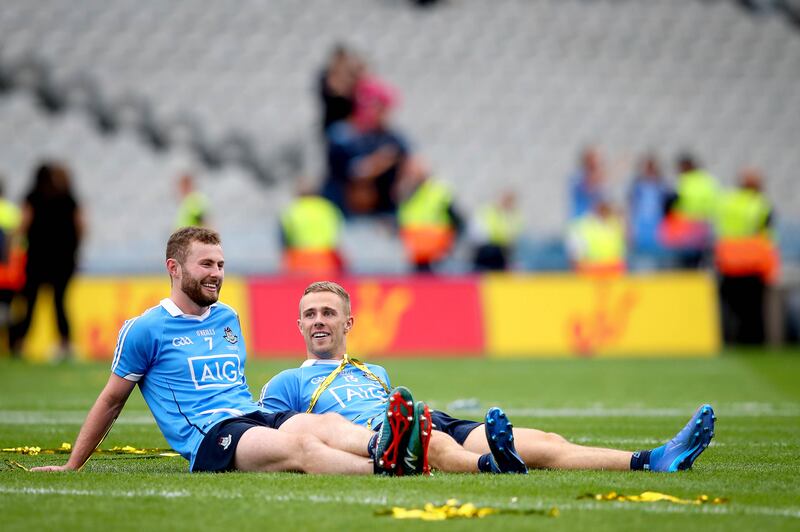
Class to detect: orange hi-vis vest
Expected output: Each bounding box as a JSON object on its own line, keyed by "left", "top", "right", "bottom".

{"left": 0, "top": 245, "right": 26, "bottom": 290}
{"left": 714, "top": 237, "right": 778, "bottom": 283}
{"left": 281, "top": 249, "right": 343, "bottom": 275}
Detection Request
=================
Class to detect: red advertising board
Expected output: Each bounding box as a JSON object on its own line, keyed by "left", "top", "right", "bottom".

{"left": 248, "top": 277, "right": 484, "bottom": 357}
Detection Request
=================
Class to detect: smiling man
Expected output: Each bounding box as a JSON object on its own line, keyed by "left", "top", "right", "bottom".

{"left": 261, "top": 281, "right": 717, "bottom": 474}
{"left": 31, "top": 228, "right": 425, "bottom": 475}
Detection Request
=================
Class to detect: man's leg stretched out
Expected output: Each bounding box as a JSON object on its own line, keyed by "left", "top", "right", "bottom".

{"left": 458, "top": 404, "right": 716, "bottom": 472}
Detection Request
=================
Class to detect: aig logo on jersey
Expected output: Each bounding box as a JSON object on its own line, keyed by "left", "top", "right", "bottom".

{"left": 172, "top": 336, "right": 194, "bottom": 347}
{"left": 188, "top": 354, "right": 243, "bottom": 390}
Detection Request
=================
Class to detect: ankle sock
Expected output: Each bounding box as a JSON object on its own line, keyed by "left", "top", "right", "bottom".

{"left": 368, "top": 433, "right": 379, "bottom": 461}
{"left": 477, "top": 453, "right": 495, "bottom": 473}
{"left": 630, "top": 449, "right": 653, "bottom": 471}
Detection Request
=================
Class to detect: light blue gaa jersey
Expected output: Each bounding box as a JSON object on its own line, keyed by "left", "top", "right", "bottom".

{"left": 112, "top": 298, "right": 266, "bottom": 471}
{"left": 259, "top": 359, "right": 391, "bottom": 429}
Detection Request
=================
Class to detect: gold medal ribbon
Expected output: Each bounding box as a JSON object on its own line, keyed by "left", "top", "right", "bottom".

{"left": 306, "top": 354, "right": 391, "bottom": 414}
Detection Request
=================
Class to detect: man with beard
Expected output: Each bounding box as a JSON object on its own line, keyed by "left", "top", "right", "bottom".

{"left": 31, "top": 227, "right": 427, "bottom": 475}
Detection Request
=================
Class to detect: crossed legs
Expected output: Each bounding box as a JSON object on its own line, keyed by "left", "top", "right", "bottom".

{"left": 234, "top": 412, "right": 373, "bottom": 474}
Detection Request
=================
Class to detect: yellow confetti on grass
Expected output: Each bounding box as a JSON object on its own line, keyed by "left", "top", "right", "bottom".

{"left": 3, "top": 460, "right": 30, "bottom": 471}
{"left": 1, "top": 443, "right": 176, "bottom": 456}
{"left": 376, "top": 499, "right": 559, "bottom": 520}
{"left": 579, "top": 491, "right": 728, "bottom": 505}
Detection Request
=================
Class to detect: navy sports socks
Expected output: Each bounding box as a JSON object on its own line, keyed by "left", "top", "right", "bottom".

{"left": 477, "top": 453, "right": 495, "bottom": 473}
{"left": 368, "top": 433, "right": 379, "bottom": 461}
{"left": 630, "top": 449, "right": 652, "bottom": 471}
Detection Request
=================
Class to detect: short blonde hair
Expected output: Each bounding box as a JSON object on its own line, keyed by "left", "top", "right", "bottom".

{"left": 301, "top": 281, "right": 351, "bottom": 316}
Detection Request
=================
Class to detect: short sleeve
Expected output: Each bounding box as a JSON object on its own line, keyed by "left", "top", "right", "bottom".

{"left": 111, "top": 317, "right": 155, "bottom": 382}
{"left": 259, "top": 370, "right": 301, "bottom": 413}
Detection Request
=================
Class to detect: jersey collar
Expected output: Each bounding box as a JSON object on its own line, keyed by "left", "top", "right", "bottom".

{"left": 160, "top": 298, "right": 217, "bottom": 321}
{"left": 301, "top": 356, "right": 346, "bottom": 368}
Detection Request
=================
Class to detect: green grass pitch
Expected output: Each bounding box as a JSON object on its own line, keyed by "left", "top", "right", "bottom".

{"left": 1, "top": 351, "right": 799, "bottom": 531}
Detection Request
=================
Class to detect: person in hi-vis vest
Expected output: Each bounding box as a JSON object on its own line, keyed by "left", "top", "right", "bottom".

{"left": 468, "top": 190, "right": 523, "bottom": 271}
{"left": 659, "top": 154, "right": 719, "bottom": 268}
{"left": 175, "top": 173, "right": 210, "bottom": 228}
{"left": 395, "top": 157, "right": 464, "bottom": 273}
{"left": 280, "top": 181, "right": 345, "bottom": 275}
{"left": 713, "top": 168, "right": 779, "bottom": 345}
{"left": 0, "top": 177, "right": 22, "bottom": 355}
{"left": 566, "top": 196, "right": 626, "bottom": 275}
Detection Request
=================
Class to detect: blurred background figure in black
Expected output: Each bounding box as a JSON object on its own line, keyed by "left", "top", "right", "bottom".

{"left": 318, "top": 44, "right": 363, "bottom": 137}
{"left": 10, "top": 162, "right": 85, "bottom": 360}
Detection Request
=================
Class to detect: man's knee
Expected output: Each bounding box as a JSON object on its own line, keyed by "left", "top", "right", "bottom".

{"left": 317, "top": 412, "right": 348, "bottom": 427}
{"left": 543, "top": 431, "right": 568, "bottom": 445}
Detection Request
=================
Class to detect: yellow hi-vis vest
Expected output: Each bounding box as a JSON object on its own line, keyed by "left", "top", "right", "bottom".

{"left": 398, "top": 179, "right": 455, "bottom": 264}
{"left": 0, "top": 199, "right": 21, "bottom": 232}
{"left": 477, "top": 204, "right": 522, "bottom": 247}
{"left": 676, "top": 169, "right": 719, "bottom": 222}
{"left": 713, "top": 188, "right": 778, "bottom": 282}
{"left": 281, "top": 196, "right": 343, "bottom": 250}
{"left": 714, "top": 188, "right": 771, "bottom": 239}
{"left": 0, "top": 199, "right": 24, "bottom": 289}
{"left": 569, "top": 214, "right": 626, "bottom": 271}
{"left": 176, "top": 191, "right": 209, "bottom": 228}
{"left": 398, "top": 179, "right": 453, "bottom": 228}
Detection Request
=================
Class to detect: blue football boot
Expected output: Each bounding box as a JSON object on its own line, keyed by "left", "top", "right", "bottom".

{"left": 649, "top": 404, "right": 716, "bottom": 472}
{"left": 485, "top": 407, "right": 528, "bottom": 474}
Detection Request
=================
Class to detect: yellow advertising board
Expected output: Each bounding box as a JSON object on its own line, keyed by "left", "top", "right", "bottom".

{"left": 482, "top": 273, "right": 720, "bottom": 357}
{"left": 19, "top": 276, "right": 250, "bottom": 362}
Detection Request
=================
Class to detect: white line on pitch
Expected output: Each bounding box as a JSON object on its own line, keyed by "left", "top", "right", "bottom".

{"left": 0, "top": 486, "right": 797, "bottom": 519}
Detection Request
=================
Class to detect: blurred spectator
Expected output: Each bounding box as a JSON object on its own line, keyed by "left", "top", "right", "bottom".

{"left": 659, "top": 153, "right": 718, "bottom": 268}
{"left": 396, "top": 157, "right": 464, "bottom": 273}
{"left": 468, "top": 190, "right": 523, "bottom": 271}
{"left": 627, "top": 154, "right": 673, "bottom": 271}
{"left": 713, "top": 168, "right": 779, "bottom": 344}
{"left": 323, "top": 76, "right": 410, "bottom": 217}
{"left": 566, "top": 196, "right": 626, "bottom": 275}
{"left": 673, "top": 153, "right": 719, "bottom": 223}
{"left": 280, "top": 180, "right": 345, "bottom": 276}
{"left": 10, "top": 162, "right": 84, "bottom": 359}
{"left": 175, "top": 173, "right": 210, "bottom": 228}
{"left": 0, "top": 178, "right": 22, "bottom": 355}
{"left": 318, "top": 44, "right": 362, "bottom": 136}
{"left": 569, "top": 146, "right": 608, "bottom": 220}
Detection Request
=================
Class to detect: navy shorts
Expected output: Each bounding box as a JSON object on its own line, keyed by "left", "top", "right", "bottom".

{"left": 192, "top": 410, "right": 298, "bottom": 472}
{"left": 430, "top": 410, "right": 482, "bottom": 445}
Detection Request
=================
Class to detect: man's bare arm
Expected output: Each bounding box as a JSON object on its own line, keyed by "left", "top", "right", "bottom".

{"left": 30, "top": 374, "right": 136, "bottom": 472}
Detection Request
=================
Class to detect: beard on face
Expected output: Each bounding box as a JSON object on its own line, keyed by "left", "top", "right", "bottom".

{"left": 181, "top": 270, "right": 221, "bottom": 307}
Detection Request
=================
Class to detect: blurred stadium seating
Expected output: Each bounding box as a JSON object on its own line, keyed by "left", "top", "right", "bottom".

{"left": 0, "top": 0, "right": 799, "bottom": 273}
